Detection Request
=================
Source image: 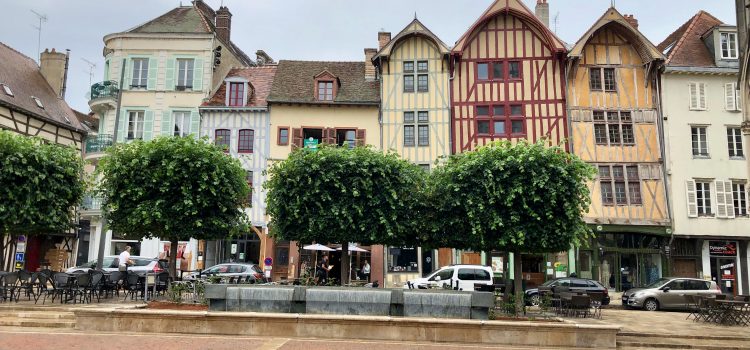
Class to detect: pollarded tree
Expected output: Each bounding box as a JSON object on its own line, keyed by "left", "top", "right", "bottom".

{"left": 97, "top": 136, "right": 250, "bottom": 278}
{"left": 428, "top": 140, "right": 594, "bottom": 314}
{"left": 265, "top": 145, "right": 427, "bottom": 285}
{"left": 0, "top": 130, "right": 85, "bottom": 270}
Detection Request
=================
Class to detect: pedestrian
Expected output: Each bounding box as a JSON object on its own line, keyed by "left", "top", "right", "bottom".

{"left": 118, "top": 245, "right": 134, "bottom": 273}
{"left": 317, "top": 255, "right": 331, "bottom": 285}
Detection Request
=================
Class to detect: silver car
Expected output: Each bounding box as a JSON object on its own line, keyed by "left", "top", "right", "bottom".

{"left": 185, "top": 263, "right": 266, "bottom": 283}
{"left": 622, "top": 277, "right": 722, "bottom": 311}
{"left": 66, "top": 256, "right": 168, "bottom": 274}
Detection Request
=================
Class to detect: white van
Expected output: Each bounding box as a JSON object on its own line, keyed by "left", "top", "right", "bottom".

{"left": 403, "top": 265, "right": 494, "bottom": 291}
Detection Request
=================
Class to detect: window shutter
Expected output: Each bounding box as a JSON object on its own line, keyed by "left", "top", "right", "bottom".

{"left": 724, "top": 180, "right": 735, "bottom": 218}
{"left": 166, "top": 58, "right": 176, "bottom": 91}
{"left": 122, "top": 59, "right": 131, "bottom": 91}
{"left": 689, "top": 83, "right": 697, "bottom": 110}
{"left": 323, "top": 128, "right": 336, "bottom": 145}
{"left": 715, "top": 181, "right": 727, "bottom": 218}
{"left": 698, "top": 83, "right": 707, "bottom": 109}
{"left": 189, "top": 110, "right": 200, "bottom": 135}
{"left": 143, "top": 110, "right": 154, "bottom": 140}
{"left": 192, "top": 58, "right": 203, "bottom": 91}
{"left": 725, "top": 83, "right": 737, "bottom": 111}
{"left": 291, "top": 128, "right": 303, "bottom": 149}
{"left": 356, "top": 129, "right": 366, "bottom": 146}
{"left": 686, "top": 180, "right": 698, "bottom": 218}
{"left": 736, "top": 84, "right": 742, "bottom": 111}
{"left": 147, "top": 58, "right": 157, "bottom": 91}
{"left": 117, "top": 110, "right": 128, "bottom": 142}
{"left": 161, "top": 109, "right": 173, "bottom": 136}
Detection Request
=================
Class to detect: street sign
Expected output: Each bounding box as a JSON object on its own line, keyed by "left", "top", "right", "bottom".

{"left": 304, "top": 137, "right": 318, "bottom": 151}
{"left": 14, "top": 262, "right": 23, "bottom": 269}
{"left": 264, "top": 257, "right": 273, "bottom": 266}
{"left": 14, "top": 253, "right": 24, "bottom": 262}
{"left": 16, "top": 242, "right": 26, "bottom": 253}
{"left": 231, "top": 244, "right": 237, "bottom": 254}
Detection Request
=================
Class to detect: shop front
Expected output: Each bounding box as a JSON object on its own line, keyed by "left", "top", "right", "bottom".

{"left": 706, "top": 240, "right": 741, "bottom": 296}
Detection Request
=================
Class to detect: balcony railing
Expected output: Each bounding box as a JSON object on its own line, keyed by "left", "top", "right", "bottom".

{"left": 90, "top": 80, "right": 119, "bottom": 101}
{"left": 82, "top": 195, "right": 102, "bottom": 211}
{"left": 85, "top": 134, "right": 113, "bottom": 154}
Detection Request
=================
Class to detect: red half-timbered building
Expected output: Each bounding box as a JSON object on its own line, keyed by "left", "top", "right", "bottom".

{"left": 450, "top": 0, "right": 568, "bottom": 154}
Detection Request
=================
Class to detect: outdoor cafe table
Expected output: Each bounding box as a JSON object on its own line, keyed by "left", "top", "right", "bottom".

{"left": 715, "top": 300, "right": 749, "bottom": 326}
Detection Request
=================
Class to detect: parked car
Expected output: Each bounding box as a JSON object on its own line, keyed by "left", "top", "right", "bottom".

{"left": 622, "top": 277, "right": 722, "bottom": 311}
{"left": 66, "top": 256, "right": 167, "bottom": 274}
{"left": 184, "top": 263, "right": 266, "bottom": 283}
{"left": 525, "top": 277, "right": 611, "bottom": 306}
{"left": 403, "top": 265, "right": 494, "bottom": 292}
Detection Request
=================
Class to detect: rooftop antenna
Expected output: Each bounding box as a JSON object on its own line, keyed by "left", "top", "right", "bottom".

{"left": 553, "top": 11, "right": 559, "bottom": 33}
{"left": 611, "top": 0, "right": 616, "bottom": 7}
{"left": 81, "top": 58, "right": 97, "bottom": 87}
{"left": 414, "top": 12, "right": 418, "bottom": 20}
{"left": 31, "top": 9, "right": 47, "bottom": 63}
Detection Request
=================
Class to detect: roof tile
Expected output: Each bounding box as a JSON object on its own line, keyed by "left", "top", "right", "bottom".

{"left": 657, "top": 11, "right": 724, "bottom": 67}
{"left": 204, "top": 66, "right": 277, "bottom": 107}
{"left": 268, "top": 60, "right": 379, "bottom": 105}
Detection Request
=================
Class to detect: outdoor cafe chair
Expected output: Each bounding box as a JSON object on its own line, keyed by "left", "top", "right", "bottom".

{"left": 588, "top": 292, "right": 604, "bottom": 319}
{"left": 18, "top": 272, "right": 45, "bottom": 302}
{"left": 48, "top": 273, "right": 73, "bottom": 304}
{"left": 569, "top": 295, "right": 592, "bottom": 318}
{"left": 122, "top": 273, "right": 142, "bottom": 301}
{"left": 104, "top": 271, "right": 123, "bottom": 298}
{"left": 71, "top": 273, "right": 92, "bottom": 304}
{"left": 155, "top": 272, "right": 171, "bottom": 296}
{"left": 87, "top": 270, "right": 104, "bottom": 303}
{"left": 685, "top": 295, "right": 702, "bottom": 321}
{"left": 0, "top": 272, "right": 21, "bottom": 302}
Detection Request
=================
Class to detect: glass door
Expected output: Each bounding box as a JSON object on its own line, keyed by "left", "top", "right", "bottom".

{"left": 713, "top": 257, "right": 737, "bottom": 295}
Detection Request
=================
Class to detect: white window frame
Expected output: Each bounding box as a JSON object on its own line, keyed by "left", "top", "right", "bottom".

{"left": 223, "top": 77, "right": 249, "bottom": 107}
{"left": 691, "top": 126, "right": 709, "bottom": 158}
{"left": 727, "top": 127, "right": 744, "bottom": 158}
{"left": 725, "top": 82, "right": 741, "bottom": 111}
{"left": 176, "top": 59, "right": 194, "bottom": 89}
{"left": 731, "top": 182, "right": 748, "bottom": 217}
{"left": 720, "top": 32, "right": 738, "bottom": 59}
{"left": 131, "top": 58, "right": 149, "bottom": 88}
{"left": 689, "top": 82, "right": 707, "bottom": 110}
{"left": 31, "top": 96, "right": 43, "bottom": 109}
{"left": 1, "top": 83, "right": 13, "bottom": 96}
{"left": 695, "top": 181, "right": 712, "bottom": 217}
{"left": 173, "top": 111, "right": 191, "bottom": 137}
{"left": 127, "top": 110, "right": 145, "bottom": 140}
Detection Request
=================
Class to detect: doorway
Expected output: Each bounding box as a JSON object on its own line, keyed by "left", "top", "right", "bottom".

{"left": 712, "top": 257, "right": 737, "bottom": 296}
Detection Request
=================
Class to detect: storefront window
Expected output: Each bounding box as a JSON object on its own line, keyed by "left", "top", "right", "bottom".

{"left": 388, "top": 247, "right": 418, "bottom": 272}
{"left": 709, "top": 240, "right": 738, "bottom": 295}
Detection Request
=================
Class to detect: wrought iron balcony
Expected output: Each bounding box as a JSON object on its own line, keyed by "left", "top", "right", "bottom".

{"left": 82, "top": 195, "right": 102, "bottom": 211}
{"left": 85, "top": 134, "right": 113, "bottom": 154}
{"left": 90, "top": 80, "right": 119, "bottom": 101}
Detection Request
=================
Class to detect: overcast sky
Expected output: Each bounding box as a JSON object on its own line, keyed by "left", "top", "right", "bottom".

{"left": 0, "top": 0, "right": 737, "bottom": 112}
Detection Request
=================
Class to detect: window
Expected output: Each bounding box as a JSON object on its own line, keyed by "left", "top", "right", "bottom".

{"left": 131, "top": 58, "right": 148, "bottom": 88}
{"left": 403, "top": 75, "right": 414, "bottom": 92}
{"left": 725, "top": 83, "right": 741, "bottom": 111}
{"left": 403, "top": 62, "right": 414, "bottom": 73}
{"left": 728, "top": 127, "right": 744, "bottom": 158}
{"left": 689, "top": 82, "right": 707, "bottom": 110}
{"left": 317, "top": 81, "right": 333, "bottom": 101}
{"left": 404, "top": 111, "right": 429, "bottom": 147}
{"left": 508, "top": 61, "right": 520, "bottom": 79}
{"left": 476, "top": 104, "right": 524, "bottom": 137}
{"left": 278, "top": 127, "right": 289, "bottom": 145}
{"left": 417, "top": 74, "right": 428, "bottom": 92}
{"left": 173, "top": 111, "right": 190, "bottom": 137}
{"left": 733, "top": 182, "right": 748, "bottom": 217}
{"left": 176, "top": 59, "right": 194, "bottom": 89}
{"left": 127, "top": 111, "right": 145, "bottom": 140}
{"left": 417, "top": 111, "right": 429, "bottom": 146}
{"left": 492, "top": 62, "right": 504, "bottom": 80}
{"left": 692, "top": 126, "right": 709, "bottom": 157}
{"left": 404, "top": 125, "right": 415, "bottom": 146}
{"left": 1, "top": 84, "right": 13, "bottom": 96}
{"left": 32, "top": 97, "right": 43, "bottom": 109}
{"left": 477, "top": 63, "right": 489, "bottom": 80}
{"left": 215, "top": 129, "right": 230, "bottom": 151}
{"left": 336, "top": 129, "right": 356, "bottom": 148}
{"left": 417, "top": 61, "right": 428, "bottom": 72}
{"left": 599, "top": 165, "right": 641, "bottom": 205}
{"left": 228, "top": 82, "right": 244, "bottom": 107}
{"left": 721, "top": 32, "right": 738, "bottom": 59}
{"left": 418, "top": 164, "right": 430, "bottom": 172}
{"left": 238, "top": 129, "right": 254, "bottom": 153}
{"left": 593, "top": 110, "right": 634, "bottom": 145}
{"left": 388, "top": 247, "right": 418, "bottom": 272}
{"left": 696, "top": 181, "right": 712, "bottom": 216}
{"left": 403, "top": 61, "right": 418, "bottom": 92}
{"left": 590, "top": 67, "right": 616, "bottom": 92}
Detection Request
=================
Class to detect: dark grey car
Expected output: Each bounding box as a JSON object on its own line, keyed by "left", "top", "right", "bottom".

{"left": 185, "top": 263, "right": 266, "bottom": 283}
{"left": 622, "top": 277, "right": 721, "bottom": 311}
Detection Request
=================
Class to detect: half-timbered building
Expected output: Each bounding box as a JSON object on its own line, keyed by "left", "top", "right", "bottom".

{"left": 567, "top": 8, "right": 669, "bottom": 291}
{"left": 200, "top": 65, "right": 277, "bottom": 270}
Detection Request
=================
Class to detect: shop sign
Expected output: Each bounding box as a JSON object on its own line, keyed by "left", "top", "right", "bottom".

{"left": 709, "top": 241, "right": 737, "bottom": 256}
{"left": 304, "top": 138, "right": 318, "bottom": 151}
{"left": 14, "top": 253, "right": 24, "bottom": 262}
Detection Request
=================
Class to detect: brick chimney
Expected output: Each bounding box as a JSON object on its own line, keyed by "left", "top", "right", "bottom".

{"left": 364, "top": 48, "right": 377, "bottom": 81}
{"left": 39, "top": 48, "right": 69, "bottom": 98}
{"left": 623, "top": 14, "right": 639, "bottom": 29}
{"left": 535, "top": 0, "right": 550, "bottom": 28}
{"left": 216, "top": 6, "right": 232, "bottom": 43}
{"left": 378, "top": 32, "right": 391, "bottom": 50}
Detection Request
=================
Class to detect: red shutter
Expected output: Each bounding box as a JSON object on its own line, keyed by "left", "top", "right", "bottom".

{"left": 356, "top": 129, "right": 366, "bottom": 146}
{"left": 292, "top": 128, "right": 303, "bottom": 149}
{"left": 324, "top": 128, "right": 336, "bottom": 145}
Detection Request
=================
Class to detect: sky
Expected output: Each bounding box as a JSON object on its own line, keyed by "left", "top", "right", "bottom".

{"left": 0, "top": 0, "right": 738, "bottom": 113}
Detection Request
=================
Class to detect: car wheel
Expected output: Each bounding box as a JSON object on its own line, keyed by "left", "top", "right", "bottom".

{"left": 529, "top": 294, "right": 541, "bottom": 306}
{"left": 643, "top": 298, "right": 659, "bottom": 311}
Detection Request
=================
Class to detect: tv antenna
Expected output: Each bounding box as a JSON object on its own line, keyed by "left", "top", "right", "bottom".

{"left": 553, "top": 11, "right": 560, "bottom": 34}
{"left": 31, "top": 10, "right": 48, "bottom": 63}
{"left": 81, "top": 58, "right": 97, "bottom": 86}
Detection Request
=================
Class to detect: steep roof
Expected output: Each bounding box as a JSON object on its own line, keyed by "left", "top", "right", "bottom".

{"left": 203, "top": 66, "right": 278, "bottom": 108}
{"left": 374, "top": 18, "right": 450, "bottom": 61}
{"left": 569, "top": 7, "right": 664, "bottom": 63}
{"left": 452, "top": 0, "right": 566, "bottom": 55}
{"left": 0, "top": 43, "right": 85, "bottom": 133}
{"left": 127, "top": 6, "right": 211, "bottom": 34}
{"left": 657, "top": 11, "right": 724, "bottom": 67}
{"left": 268, "top": 60, "right": 379, "bottom": 105}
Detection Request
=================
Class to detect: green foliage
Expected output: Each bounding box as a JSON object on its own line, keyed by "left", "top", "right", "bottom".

{"left": 97, "top": 136, "right": 249, "bottom": 242}
{"left": 427, "top": 140, "right": 595, "bottom": 253}
{"left": 0, "top": 130, "right": 84, "bottom": 235}
{"left": 264, "top": 145, "right": 427, "bottom": 247}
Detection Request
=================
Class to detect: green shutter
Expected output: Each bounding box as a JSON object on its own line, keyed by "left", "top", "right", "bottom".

{"left": 189, "top": 110, "right": 200, "bottom": 136}
{"left": 166, "top": 58, "right": 175, "bottom": 91}
{"left": 117, "top": 110, "right": 128, "bottom": 142}
{"left": 192, "top": 58, "right": 203, "bottom": 91}
{"left": 122, "top": 59, "right": 131, "bottom": 91}
{"left": 161, "top": 109, "right": 173, "bottom": 136}
{"left": 147, "top": 57, "right": 157, "bottom": 90}
{"left": 143, "top": 110, "right": 154, "bottom": 140}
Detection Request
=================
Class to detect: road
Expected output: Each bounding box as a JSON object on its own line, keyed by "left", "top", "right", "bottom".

{"left": 0, "top": 328, "right": 578, "bottom": 350}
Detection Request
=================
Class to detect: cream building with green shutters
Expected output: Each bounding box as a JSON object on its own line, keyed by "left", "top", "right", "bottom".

{"left": 80, "top": 0, "right": 253, "bottom": 269}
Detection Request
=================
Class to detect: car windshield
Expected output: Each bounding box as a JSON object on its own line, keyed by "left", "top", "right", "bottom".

{"left": 540, "top": 279, "right": 558, "bottom": 287}
{"left": 644, "top": 278, "right": 671, "bottom": 289}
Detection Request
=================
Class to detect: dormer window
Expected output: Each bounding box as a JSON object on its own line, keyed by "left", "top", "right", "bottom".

{"left": 721, "top": 32, "right": 738, "bottom": 59}
{"left": 31, "top": 96, "right": 43, "bottom": 109}
{"left": 1, "top": 84, "right": 13, "bottom": 96}
{"left": 228, "top": 82, "right": 244, "bottom": 107}
{"left": 318, "top": 81, "right": 334, "bottom": 101}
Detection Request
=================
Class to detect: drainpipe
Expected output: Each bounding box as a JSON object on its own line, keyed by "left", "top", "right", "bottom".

{"left": 655, "top": 64, "right": 675, "bottom": 276}
{"left": 61, "top": 49, "right": 70, "bottom": 99}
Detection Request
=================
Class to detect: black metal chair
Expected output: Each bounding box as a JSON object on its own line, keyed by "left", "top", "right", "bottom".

{"left": 569, "top": 295, "right": 591, "bottom": 318}
{"left": 0, "top": 272, "right": 21, "bottom": 302}
{"left": 48, "top": 273, "right": 73, "bottom": 304}
{"left": 588, "top": 292, "right": 604, "bottom": 319}
{"left": 154, "top": 272, "right": 171, "bottom": 296}
{"left": 122, "top": 273, "right": 142, "bottom": 301}
{"left": 87, "top": 270, "right": 105, "bottom": 302}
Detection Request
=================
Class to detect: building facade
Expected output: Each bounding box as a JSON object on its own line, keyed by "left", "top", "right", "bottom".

{"left": 567, "top": 8, "right": 670, "bottom": 291}
{"left": 81, "top": 0, "right": 253, "bottom": 273}
{"left": 371, "top": 19, "right": 452, "bottom": 285}
{"left": 659, "top": 11, "right": 750, "bottom": 295}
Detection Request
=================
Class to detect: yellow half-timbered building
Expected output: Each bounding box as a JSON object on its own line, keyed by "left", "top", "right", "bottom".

{"left": 567, "top": 8, "right": 670, "bottom": 291}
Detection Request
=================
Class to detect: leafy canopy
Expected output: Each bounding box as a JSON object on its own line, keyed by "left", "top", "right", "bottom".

{"left": 97, "top": 136, "right": 250, "bottom": 242}
{"left": 427, "top": 140, "right": 595, "bottom": 253}
{"left": 0, "top": 130, "right": 84, "bottom": 235}
{"left": 265, "top": 145, "right": 426, "bottom": 247}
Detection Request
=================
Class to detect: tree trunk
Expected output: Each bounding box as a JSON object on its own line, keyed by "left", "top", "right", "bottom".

{"left": 341, "top": 242, "right": 350, "bottom": 286}
{"left": 504, "top": 251, "right": 512, "bottom": 299}
{"left": 513, "top": 251, "right": 524, "bottom": 316}
{"left": 169, "top": 237, "right": 179, "bottom": 280}
{"left": 0, "top": 235, "right": 6, "bottom": 271}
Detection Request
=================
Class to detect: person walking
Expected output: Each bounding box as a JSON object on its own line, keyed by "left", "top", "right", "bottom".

{"left": 118, "top": 246, "right": 134, "bottom": 273}
{"left": 361, "top": 260, "right": 371, "bottom": 282}
{"left": 317, "top": 255, "right": 332, "bottom": 285}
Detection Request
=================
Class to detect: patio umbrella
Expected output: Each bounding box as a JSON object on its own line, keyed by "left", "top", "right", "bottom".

{"left": 336, "top": 244, "right": 369, "bottom": 252}
{"left": 303, "top": 244, "right": 334, "bottom": 278}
